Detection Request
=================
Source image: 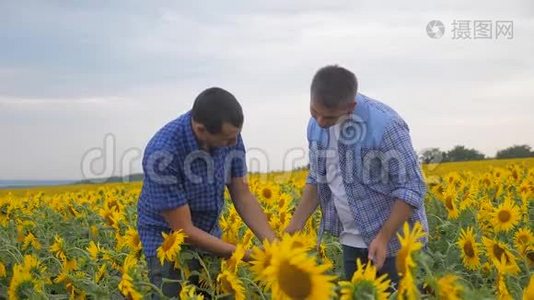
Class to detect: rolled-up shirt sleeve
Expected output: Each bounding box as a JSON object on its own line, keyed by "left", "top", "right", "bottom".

{"left": 306, "top": 119, "right": 318, "bottom": 185}
{"left": 379, "top": 119, "right": 426, "bottom": 209}
{"left": 306, "top": 149, "right": 318, "bottom": 185}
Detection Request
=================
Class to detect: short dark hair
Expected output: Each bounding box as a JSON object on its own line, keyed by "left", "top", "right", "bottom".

{"left": 310, "top": 65, "right": 358, "bottom": 108}
{"left": 191, "top": 87, "right": 244, "bottom": 134}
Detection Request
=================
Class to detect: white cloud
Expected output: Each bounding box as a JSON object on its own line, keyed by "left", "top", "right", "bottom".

{"left": 0, "top": 0, "right": 533, "bottom": 179}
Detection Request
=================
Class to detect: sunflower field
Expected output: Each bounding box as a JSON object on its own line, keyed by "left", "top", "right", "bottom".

{"left": 0, "top": 158, "right": 533, "bottom": 299}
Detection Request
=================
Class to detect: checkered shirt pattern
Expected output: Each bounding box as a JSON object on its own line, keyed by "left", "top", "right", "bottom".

{"left": 307, "top": 94, "right": 429, "bottom": 257}
{"left": 137, "top": 111, "right": 247, "bottom": 257}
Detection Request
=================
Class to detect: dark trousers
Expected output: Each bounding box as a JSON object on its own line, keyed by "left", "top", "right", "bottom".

{"left": 146, "top": 255, "right": 203, "bottom": 299}
{"left": 342, "top": 245, "right": 400, "bottom": 292}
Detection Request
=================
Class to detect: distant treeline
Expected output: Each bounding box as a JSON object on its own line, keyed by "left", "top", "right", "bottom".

{"left": 75, "top": 173, "right": 144, "bottom": 185}
{"left": 420, "top": 144, "right": 534, "bottom": 164}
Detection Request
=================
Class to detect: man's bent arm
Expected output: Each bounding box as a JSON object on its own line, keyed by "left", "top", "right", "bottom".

{"left": 377, "top": 199, "right": 413, "bottom": 241}
{"left": 285, "top": 183, "right": 320, "bottom": 234}
{"left": 228, "top": 176, "right": 277, "bottom": 242}
{"left": 367, "top": 198, "right": 414, "bottom": 269}
{"left": 161, "top": 205, "right": 236, "bottom": 258}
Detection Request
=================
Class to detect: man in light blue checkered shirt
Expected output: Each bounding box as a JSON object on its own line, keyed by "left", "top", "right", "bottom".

{"left": 137, "top": 87, "right": 276, "bottom": 297}
{"left": 286, "top": 65, "right": 429, "bottom": 290}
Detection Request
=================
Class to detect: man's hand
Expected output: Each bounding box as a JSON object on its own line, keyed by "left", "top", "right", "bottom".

{"left": 367, "top": 232, "right": 389, "bottom": 270}
{"left": 368, "top": 199, "right": 414, "bottom": 269}
{"left": 243, "top": 249, "right": 254, "bottom": 262}
{"left": 161, "top": 204, "right": 236, "bottom": 258}
{"left": 286, "top": 184, "right": 319, "bottom": 235}
{"left": 284, "top": 223, "right": 299, "bottom": 235}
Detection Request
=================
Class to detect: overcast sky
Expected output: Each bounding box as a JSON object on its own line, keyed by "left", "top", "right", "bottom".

{"left": 1, "top": 1, "right": 533, "bottom": 180}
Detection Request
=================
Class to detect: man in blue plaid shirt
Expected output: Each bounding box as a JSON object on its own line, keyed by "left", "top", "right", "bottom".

{"left": 137, "top": 87, "right": 276, "bottom": 297}
{"left": 286, "top": 65, "right": 429, "bottom": 289}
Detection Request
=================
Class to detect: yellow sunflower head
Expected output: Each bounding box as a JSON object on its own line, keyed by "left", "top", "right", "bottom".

{"left": 491, "top": 197, "right": 521, "bottom": 233}
{"left": 436, "top": 274, "right": 464, "bottom": 300}
{"left": 339, "top": 259, "right": 391, "bottom": 300}
{"left": 124, "top": 227, "right": 142, "bottom": 252}
{"left": 523, "top": 274, "right": 534, "bottom": 300}
{"left": 442, "top": 185, "right": 461, "bottom": 219}
{"left": 524, "top": 245, "right": 534, "bottom": 268}
{"left": 118, "top": 272, "right": 143, "bottom": 300}
{"left": 283, "top": 232, "right": 315, "bottom": 252}
{"left": 0, "top": 261, "right": 6, "bottom": 278}
{"left": 22, "top": 232, "right": 41, "bottom": 251}
{"left": 514, "top": 227, "right": 534, "bottom": 252}
{"left": 50, "top": 234, "right": 67, "bottom": 261}
{"left": 241, "top": 230, "right": 254, "bottom": 249}
{"left": 250, "top": 239, "right": 278, "bottom": 284}
{"left": 278, "top": 193, "right": 293, "bottom": 210}
{"left": 217, "top": 270, "right": 245, "bottom": 300}
{"left": 262, "top": 187, "right": 273, "bottom": 199}
{"left": 87, "top": 240, "right": 101, "bottom": 260}
{"left": 262, "top": 238, "right": 336, "bottom": 299}
{"left": 8, "top": 262, "right": 44, "bottom": 299}
{"left": 496, "top": 273, "right": 513, "bottom": 300}
{"left": 180, "top": 281, "right": 205, "bottom": 300}
{"left": 21, "top": 254, "right": 46, "bottom": 277}
{"left": 94, "top": 264, "right": 107, "bottom": 284}
{"left": 396, "top": 222, "right": 426, "bottom": 276}
{"left": 457, "top": 226, "right": 481, "bottom": 270}
{"left": 156, "top": 230, "right": 187, "bottom": 266}
{"left": 122, "top": 253, "right": 138, "bottom": 274}
{"left": 257, "top": 183, "right": 280, "bottom": 205}
{"left": 482, "top": 237, "right": 519, "bottom": 275}
{"left": 224, "top": 244, "right": 246, "bottom": 274}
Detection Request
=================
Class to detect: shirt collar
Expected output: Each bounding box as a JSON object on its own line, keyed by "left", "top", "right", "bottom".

{"left": 353, "top": 93, "right": 369, "bottom": 121}
{"left": 183, "top": 111, "right": 200, "bottom": 153}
